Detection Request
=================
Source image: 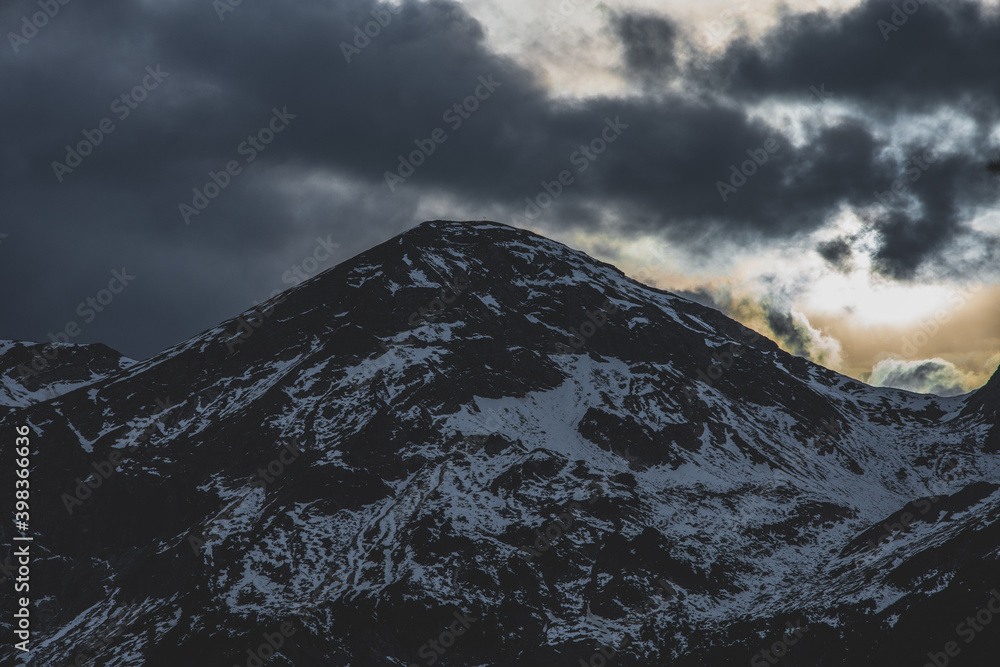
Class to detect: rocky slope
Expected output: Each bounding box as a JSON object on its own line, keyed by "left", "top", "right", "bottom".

{"left": 1, "top": 220, "right": 998, "bottom": 666}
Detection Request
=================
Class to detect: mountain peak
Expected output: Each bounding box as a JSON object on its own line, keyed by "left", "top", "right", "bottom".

{"left": 6, "top": 224, "right": 1000, "bottom": 666}
{"left": 396, "top": 218, "right": 557, "bottom": 251}
{"left": 415, "top": 218, "right": 515, "bottom": 231}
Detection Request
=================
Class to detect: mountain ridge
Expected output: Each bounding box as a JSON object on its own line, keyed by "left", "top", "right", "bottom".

{"left": 1, "top": 219, "right": 998, "bottom": 666}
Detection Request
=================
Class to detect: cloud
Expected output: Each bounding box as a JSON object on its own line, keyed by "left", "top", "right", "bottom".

{"left": 868, "top": 358, "right": 972, "bottom": 396}
{"left": 697, "top": 1, "right": 1000, "bottom": 114}
{"left": 689, "top": 0, "right": 1000, "bottom": 278}
{"left": 674, "top": 287, "right": 721, "bottom": 309}
{"left": 763, "top": 302, "right": 811, "bottom": 357}
{"left": 0, "top": 0, "right": 997, "bottom": 374}
{"left": 816, "top": 236, "right": 853, "bottom": 272}
{"left": 790, "top": 310, "right": 844, "bottom": 369}
{"left": 0, "top": 0, "right": 547, "bottom": 356}
{"left": 667, "top": 281, "right": 846, "bottom": 370}
{"left": 613, "top": 12, "right": 679, "bottom": 79}
{"left": 757, "top": 301, "right": 843, "bottom": 369}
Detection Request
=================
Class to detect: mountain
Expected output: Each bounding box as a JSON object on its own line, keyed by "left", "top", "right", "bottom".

{"left": 1, "top": 220, "right": 998, "bottom": 666}
{"left": 0, "top": 339, "right": 134, "bottom": 409}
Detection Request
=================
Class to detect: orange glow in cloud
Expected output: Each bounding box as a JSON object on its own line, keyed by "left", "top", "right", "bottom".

{"left": 537, "top": 224, "right": 1000, "bottom": 393}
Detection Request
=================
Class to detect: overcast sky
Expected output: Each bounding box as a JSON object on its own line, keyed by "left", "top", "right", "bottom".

{"left": 2, "top": 0, "right": 999, "bottom": 394}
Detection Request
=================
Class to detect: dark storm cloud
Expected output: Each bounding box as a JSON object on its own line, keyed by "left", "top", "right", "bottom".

{"left": 0, "top": 0, "right": 542, "bottom": 357}
{"left": 816, "top": 237, "right": 853, "bottom": 272}
{"left": 685, "top": 0, "right": 1000, "bottom": 276}
{"left": 870, "top": 154, "right": 966, "bottom": 279}
{"left": 613, "top": 13, "right": 678, "bottom": 77}
{"left": 572, "top": 114, "right": 900, "bottom": 245}
{"left": 0, "top": 0, "right": 998, "bottom": 359}
{"left": 817, "top": 151, "right": 1000, "bottom": 279}
{"left": 699, "top": 0, "right": 1000, "bottom": 116}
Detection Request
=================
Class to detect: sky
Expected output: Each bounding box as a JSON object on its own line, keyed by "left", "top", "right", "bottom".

{"left": 1, "top": 0, "right": 999, "bottom": 395}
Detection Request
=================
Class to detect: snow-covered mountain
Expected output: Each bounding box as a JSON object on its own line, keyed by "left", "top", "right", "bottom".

{"left": 2, "top": 220, "right": 998, "bottom": 666}
{"left": 0, "top": 339, "right": 134, "bottom": 409}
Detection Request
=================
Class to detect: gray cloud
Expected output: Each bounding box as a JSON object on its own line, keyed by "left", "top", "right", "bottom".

{"left": 0, "top": 0, "right": 998, "bottom": 359}
{"left": 613, "top": 12, "right": 678, "bottom": 78}
{"left": 763, "top": 303, "right": 811, "bottom": 359}
{"left": 816, "top": 237, "right": 853, "bottom": 272}
{"left": 868, "top": 358, "right": 970, "bottom": 396}
{"left": 697, "top": 1, "right": 1000, "bottom": 115}
{"left": 674, "top": 288, "right": 720, "bottom": 310}
{"left": 687, "top": 0, "right": 1000, "bottom": 277}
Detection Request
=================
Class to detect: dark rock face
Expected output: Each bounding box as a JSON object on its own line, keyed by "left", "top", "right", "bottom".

{"left": 1, "top": 220, "right": 998, "bottom": 666}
